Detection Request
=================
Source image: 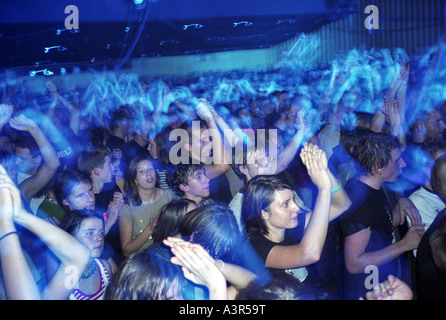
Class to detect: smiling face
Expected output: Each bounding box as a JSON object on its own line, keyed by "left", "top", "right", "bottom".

{"left": 135, "top": 159, "right": 157, "bottom": 191}
{"left": 74, "top": 217, "right": 105, "bottom": 258}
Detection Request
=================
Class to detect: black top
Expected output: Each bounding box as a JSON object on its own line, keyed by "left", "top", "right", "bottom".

{"left": 415, "top": 210, "right": 446, "bottom": 300}
{"left": 339, "top": 179, "right": 399, "bottom": 299}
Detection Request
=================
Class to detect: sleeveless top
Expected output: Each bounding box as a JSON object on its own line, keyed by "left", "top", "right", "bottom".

{"left": 69, "top": 259, "right": 110, "bottom": 300}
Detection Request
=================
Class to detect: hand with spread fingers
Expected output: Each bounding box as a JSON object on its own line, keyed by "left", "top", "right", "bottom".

{"left": 163, "top": 237, "right": 227, "bottom": 300}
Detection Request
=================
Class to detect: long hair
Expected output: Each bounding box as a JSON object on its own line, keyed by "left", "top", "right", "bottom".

{"left": 151, "top": 198, "right": 196, "bottom": 243}
{"left": 53, "top": 168, "right": 92, "bottom": 210}
{"left": 124, "top": 156, "right": 157, "bottom": 206}
{"left": 105, "top": 251, "right": 190, "bottom": 300}
{"left": 178, "top": 202, "right": 241, "bottom": 263}
{"left": 242, "top": 175, "right": 293, "bottom": 238}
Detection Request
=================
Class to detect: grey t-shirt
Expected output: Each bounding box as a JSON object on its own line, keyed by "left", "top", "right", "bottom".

{"left": 119, "top": 189, "right": 174, "bottom": 251}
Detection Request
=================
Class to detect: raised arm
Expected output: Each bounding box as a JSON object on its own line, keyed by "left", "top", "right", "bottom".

{"left": 10, "top": 114, "right": 60, "bottom": 202}
{"left": 195, "top": 99, "right": 229, "bottom": 179}
{"left": 265, "top": 144, "right": 332, "bottom": 269}
{"left": 0, "top": 165, "right": 40, "bottom": 300}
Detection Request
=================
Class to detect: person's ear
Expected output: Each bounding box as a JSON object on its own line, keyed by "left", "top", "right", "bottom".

{"left": 93, "top": 168, "right": 100, "bottom": 176}
{"left": 62, "top": 199, "right": 70, "bottom": 209}
{"left": 261, "top": 209, "right": 270, "bottom": 220}
{"left": 179, "top": 183, "right": 188, "bottom": 192}
{"left": 34, "top": 155, "right": 43, "bottom": 166}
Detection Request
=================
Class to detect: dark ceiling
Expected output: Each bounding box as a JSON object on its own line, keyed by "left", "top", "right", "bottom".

{"left": 0, "top": 0, "right": 356, "bottom": 74}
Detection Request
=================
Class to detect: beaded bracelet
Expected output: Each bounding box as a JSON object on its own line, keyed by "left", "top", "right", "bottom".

{"left": 0, "top": 231, "right": 18, "bottom": 243}
{"left": 331, "top": 179, "right": 342, "bottom": 193}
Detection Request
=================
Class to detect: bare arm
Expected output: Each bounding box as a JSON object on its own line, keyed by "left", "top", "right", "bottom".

{"left": 119, "top": 215, "right": 157, "bottom": 257}
{"left": 10, "top": 115, "right": 60, "bottom": 202}
{"left": 265, "top": 144, "right": 332, "bottom": 269}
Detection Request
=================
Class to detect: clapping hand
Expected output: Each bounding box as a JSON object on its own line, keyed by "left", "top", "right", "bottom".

{"left": 300, "top": 143, "right": 331, "bottom": 191}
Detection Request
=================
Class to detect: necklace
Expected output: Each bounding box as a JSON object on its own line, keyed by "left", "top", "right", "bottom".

{"left": 82, "top": 260, "right": 97, "bottom": 279}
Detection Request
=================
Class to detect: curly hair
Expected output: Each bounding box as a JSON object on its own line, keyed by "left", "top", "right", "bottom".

{"left": 171, "top": 164, "right": 205, "bottom": 196}
{"left": 350, "top": 130, "right": 400, "bottom": 176}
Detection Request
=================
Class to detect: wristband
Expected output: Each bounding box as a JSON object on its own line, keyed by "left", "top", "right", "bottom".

{"left": 331, "top": 179, "right": 342, "bottom": 193}
{"left": 0, "top": 231, "right": 17, "bottom": 243}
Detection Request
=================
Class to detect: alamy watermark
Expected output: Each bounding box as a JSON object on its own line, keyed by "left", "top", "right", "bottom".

{"left": 364, "top": 5, "right": 379, "bottom": 30}
{"left": 64, "top": 5, "right": 79, "bottom": 30}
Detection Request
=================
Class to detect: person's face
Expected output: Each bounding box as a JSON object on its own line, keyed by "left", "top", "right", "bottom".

{"left": 135, "top": 159, "right": 157, "bottom": 190}
{"left": 183, "top": 168, "right": 210, "bottom": 199}
{"left": 199, "top": 128, "right": 213, "bottom": 159}
{"left": 426, "top": 110, "right": 446, "bottom": 140}
{"left": 63, "top": 181, "right": 95, "bottom": 211}
{"left": 262, "top": 189, "right": 301, "bottom": 231}
{"left": 96, "top": 155, "right": 114, "bottom": 183}
{"left": 14, "top": 147, "right": 40, "bottom": 174}
{"left": 147, "top": 138, "right": 158, "bottom": 159}
{"left": 74, "top": 217, "right": 105, "bottom": 258}
{"left": 381, "top": 148, "right": 406, "bottom": 182}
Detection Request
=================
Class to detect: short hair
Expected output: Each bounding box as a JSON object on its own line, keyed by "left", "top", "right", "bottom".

{"left": 77, "top": 146, "right": 111, "bottom": 176}
{"left": 60, "top": 209, "right": 104, "bottom": 236}
{"left": 242, "top": 175, "right": 293, "bottom": 238}
{"left": 178, "top": 202, "right": 242, "bottom": 263}
{"left": 151, "top": 198, "right": 196, "bottom": 243}
{"left": 350, "top": 130, "right": 400, "bottom": 175}
{"left": 105, "top": 251, "right": 189, "bottom": 300}
{"left": 429, "top": 214, "right": 446, "bottom": 275}
{"left": 53, "top": 168, "right": 91, "bottom": 209}
{"left": 431, "top": 154, "right": 446, "bottom": 202}
{"left": 171, "top": 164, "right": 205, "bottom": 196}
{"left": 15, "top": 132, "right": 40, "bottom": 158}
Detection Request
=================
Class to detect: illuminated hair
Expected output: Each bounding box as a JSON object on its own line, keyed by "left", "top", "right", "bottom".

{"left": 350, "top": 130, "right": 400, "bottom": 175}
{"left": 151, "top": 198, "right": 196, "bottom": 243}
{"left": 242, "top": 175, "right": 292, "bottom": 238}
{"left": 60, "top": 209, "right": 104, "bottom": 236}
{"left": 178, "top": 202, "right": 241, "bottom": 263}
{"left": 171, "top": 164, "right": 205, "bottom": 196}
{"left": 105, "top": 251, "right": 190, "bottom": 300}
{"left": 77, "top": 145, "right": 111, "bottom": 176}
{"left": 53, "top": 168, "right": 92, "bottom": 210}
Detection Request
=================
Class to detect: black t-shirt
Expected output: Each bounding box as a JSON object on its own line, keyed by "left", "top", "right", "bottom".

{"left": 339, "top": 179, "right": 399, "bottom": 299}
{"left": 415, "top": 210, "right": 446, "bottom": 300}
{"left": 248, "top": 212, "right": 306, "bottom": 265}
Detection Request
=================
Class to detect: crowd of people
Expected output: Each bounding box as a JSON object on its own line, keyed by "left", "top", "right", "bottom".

{"left": 1, "top": 42, "right": 446, "bottom": 300}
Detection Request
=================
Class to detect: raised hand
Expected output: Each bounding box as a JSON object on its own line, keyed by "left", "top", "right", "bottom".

{"left": 0, "top": 104, "right": 13, "bottom": 128}
{"left": 9, "top": 114, "right": 38, "bottom": 133}
{"left": 163, "top": 237, "right": 227, "bottom": 299}
{"left": 300, "top": 143, "right": 331, "bottom": 191}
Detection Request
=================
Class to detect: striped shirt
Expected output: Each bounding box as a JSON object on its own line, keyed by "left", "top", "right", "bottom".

{"left": 69, "top": 259, "right": 110, "bottom": 300}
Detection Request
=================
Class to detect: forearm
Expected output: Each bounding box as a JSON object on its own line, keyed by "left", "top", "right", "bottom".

{"left": 14, "top": 210, "right": 90, "bottom": 269}
{"left": 275, "top": 128, "right": 305, "bottom": 174}
{"left": 346, "top": 240, "right": 407, "bottom": 274}
{"left": 0, "top": 220, "right": 41, "bottom": 300}
{"left": 29, "top": 126, "right": 60, "bottom": 170}
{"left": 220, "top": 262, "right": 256, "bottom": 290}
{"left": 300, "top": 188, "right": 331, "bottom": 262}
{"left": 120, "top": 221, "right": 153, "bottom": 256}
{"left": 326, "top": 170, "right": 351, "bottom": 220}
